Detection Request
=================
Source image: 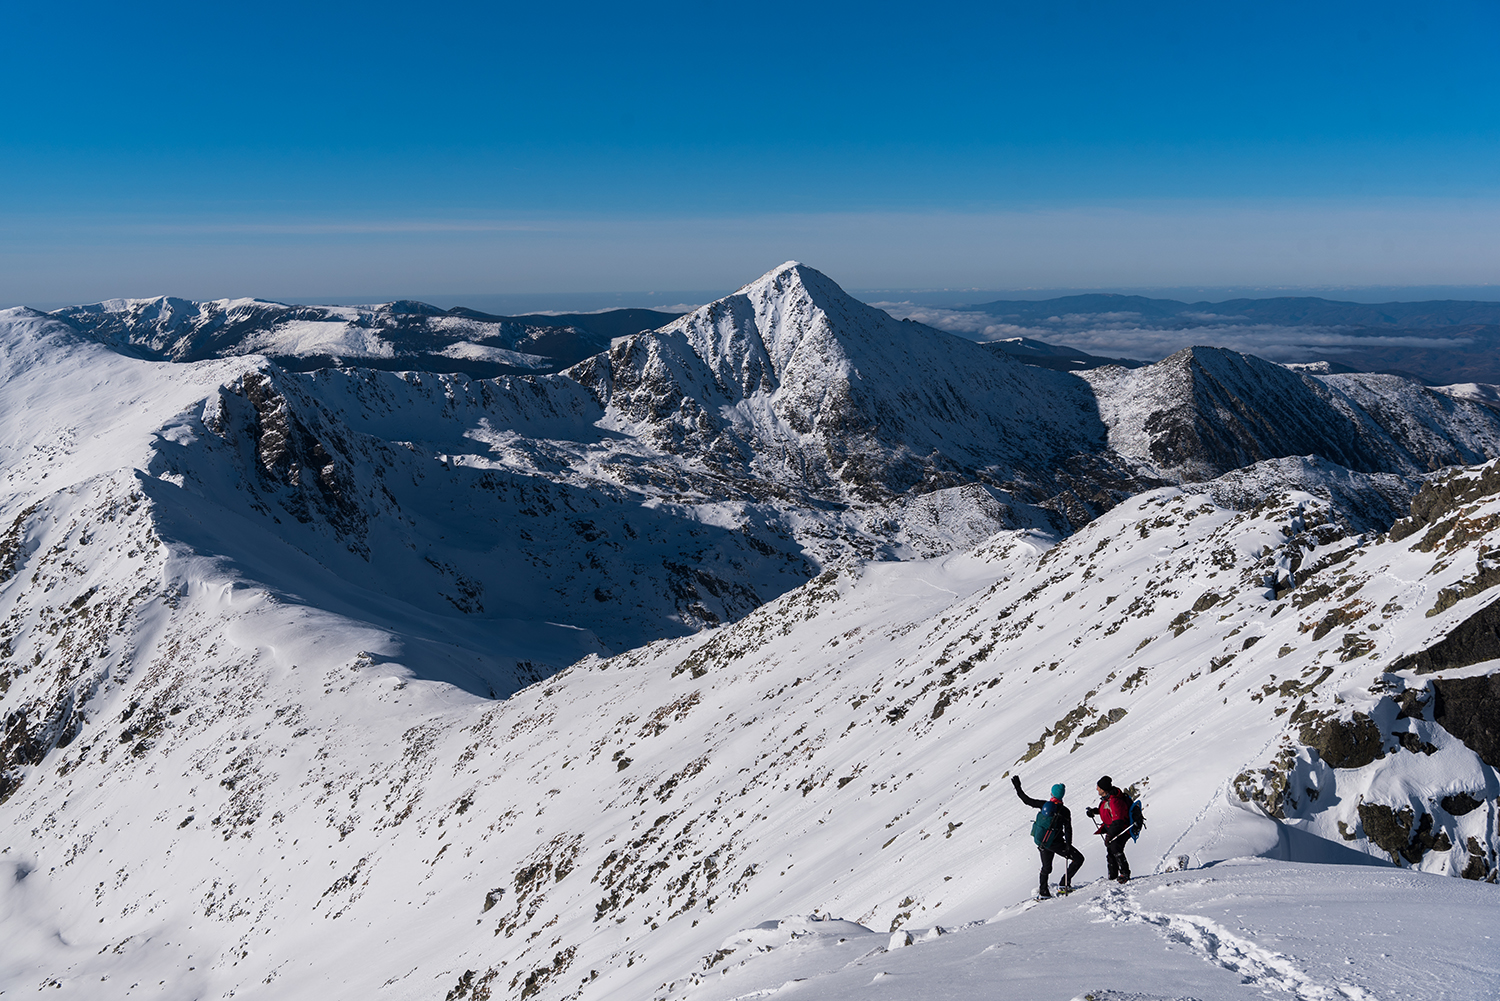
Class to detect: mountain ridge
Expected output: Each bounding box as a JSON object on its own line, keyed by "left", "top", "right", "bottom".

{"left": 1085, "top": 346, "right": 1500, "bottom": 482}
{"left": 47, "top": 296, "right": 677, "bottom": 378}
{"left": 570, "top": 263, "right": 1142, "bottom": 524}
{"left": 2, "top": 264, "right": 1499, "bottom": 999}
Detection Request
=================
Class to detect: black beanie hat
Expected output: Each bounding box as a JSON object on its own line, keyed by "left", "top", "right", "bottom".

{"left": 1097, "top": 775, "right": 1113, "bottom": 792}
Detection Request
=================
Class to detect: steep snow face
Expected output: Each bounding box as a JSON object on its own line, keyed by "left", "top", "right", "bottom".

{"left": 2, "top": 311, "right": 822, "bottom": 660}
{"left": 50, "top": 297, "right": 597, "bottom": 375}
{"left": 3, "top": 440, "right": 1497, "bottom": 1000}
{"left": 1085, "top": 346, "right": 1500, "bottom": 481}
{"left": 571, "top": 263, "right": 1127, "bottom": 517}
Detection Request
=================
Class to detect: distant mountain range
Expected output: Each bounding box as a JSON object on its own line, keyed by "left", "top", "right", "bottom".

{"left": 50, "top": 288, "right": 1500, "bottom": 386}
{"left": 964, "top": 292, "right": 1500, "bottom": 327}
{"left": 49, "top": 297, "right": 682, "bottom": 377}
{"left": 947, "top": 292, "right": 1500, "bottom": 384}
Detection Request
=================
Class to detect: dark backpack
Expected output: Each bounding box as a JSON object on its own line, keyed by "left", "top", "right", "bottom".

{"left": 1031, "top": 801, "right": 1058, "bottom": 847}
{"left": 1127, "top": 798, "right": 1146, "bottom": 841}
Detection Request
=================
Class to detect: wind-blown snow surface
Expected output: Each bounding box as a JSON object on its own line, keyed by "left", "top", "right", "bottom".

{"left": 3, "top": 439, "right": 1499, "bottom": 997}
{"left": 3, "top": 264, "right": 1500, "bottom": 1000}
{"left": 667, "top": 863, "right": 1497, "bottom": 1001}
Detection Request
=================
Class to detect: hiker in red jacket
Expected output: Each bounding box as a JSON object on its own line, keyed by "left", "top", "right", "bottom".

{"left": 1012, "top": 775, "right": 1084, "bottom": 898}
{"left": 1086, "top": 775, "right": 1132, "bottom": 883}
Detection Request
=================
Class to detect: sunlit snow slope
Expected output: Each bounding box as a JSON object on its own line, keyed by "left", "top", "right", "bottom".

{"left": 3, "top": 445, "right": 1498, "bottom": 998}
{"left": 1, "top": 264, "right": 1499, "bottom": 1001}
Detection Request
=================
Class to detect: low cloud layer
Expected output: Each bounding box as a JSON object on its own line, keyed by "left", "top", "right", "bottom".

{"left": 874, "top": 303, "right": 1475, "bottom": 364}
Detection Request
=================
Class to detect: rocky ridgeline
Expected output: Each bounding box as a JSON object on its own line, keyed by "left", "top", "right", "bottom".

{"left": 1084, "top": 346, "right": 1500, "bottom": 482}
{"left": 50, "top": 296, "right": 615, "bottom": 376}
{"left": 1232, "top": 458, "right": 1500, "bottom": 877}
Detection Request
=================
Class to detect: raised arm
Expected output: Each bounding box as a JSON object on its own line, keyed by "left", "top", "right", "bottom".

{"left": 1011, "top": 775, "right": 1046, "bottom": 809}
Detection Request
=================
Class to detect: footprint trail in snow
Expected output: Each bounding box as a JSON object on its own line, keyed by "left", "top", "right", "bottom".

{"left": 1090, "top": 885, "right": 1379, "bottom": 1001}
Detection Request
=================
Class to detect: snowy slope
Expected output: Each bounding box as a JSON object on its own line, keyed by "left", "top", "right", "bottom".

{"left": 3, "top": 266, "right": 1500, "bottom": 1001}
{"left": 670, "top": 861, "right": 1497, "bottom": 1001}
{"left": 1435, "top": 381, "right": 1500, "bottom": 409}
{"left": 568, "top": 263, "right": 1142, "bottom": 525}
{"left": 0, "top": 306, "right": 827, "bottom": 662}
{"left": 1319, "top": 371, "right": 1500, "bottom": 468}
{"left": 3, "top": 444, "right": 1497, "bottom": 999}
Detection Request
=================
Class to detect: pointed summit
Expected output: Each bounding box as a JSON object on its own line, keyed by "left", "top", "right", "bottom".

{"left": 570, "top": 262, "right": 1115, "bottom": 508}
{"left": 655, "top": 260, "right": 899, "bottom": 399}
{"left": 732, "top": 260, "right": 805, "bottom": 294}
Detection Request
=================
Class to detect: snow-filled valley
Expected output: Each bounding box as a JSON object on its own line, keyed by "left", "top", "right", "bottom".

{"left": 1, "top": 263, "right": 1498, "bottom": 1001}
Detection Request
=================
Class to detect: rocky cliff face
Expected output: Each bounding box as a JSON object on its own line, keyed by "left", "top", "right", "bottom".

{"left": 1086, "top": 346, "right": 1500, "bottom": 481}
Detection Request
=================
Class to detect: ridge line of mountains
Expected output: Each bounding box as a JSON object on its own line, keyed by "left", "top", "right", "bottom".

{"left": 962, "top": 290, "right": 1500, "bottom": 327}
{"left": 5, "top": 260, "right": 1500, "bottom": 678}
{"left": 36, "top": 278, "right": 1500, "bottom": 385}
{"left": 1, "top": 261, "right": 1498, "bottom": 1000}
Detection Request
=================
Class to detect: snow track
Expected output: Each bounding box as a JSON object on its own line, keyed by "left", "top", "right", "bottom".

{"left": 1090, "top": 886, "right": 1378, "bottom": 1001}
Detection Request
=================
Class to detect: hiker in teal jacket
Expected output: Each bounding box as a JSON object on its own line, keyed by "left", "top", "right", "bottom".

{"left": 1012, "top": 775, "right": 1084, "bottom": 898}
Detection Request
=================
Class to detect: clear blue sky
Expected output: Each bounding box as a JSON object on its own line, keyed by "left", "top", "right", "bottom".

{"left": 3, "top": 1, "right": 1498, "bottom": 304}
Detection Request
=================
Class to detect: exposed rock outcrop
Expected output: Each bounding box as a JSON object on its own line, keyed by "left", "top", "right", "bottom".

{"left": 1298, "top": 711, "right": 1385, "bottom": 769}
{"left": 1388, "top": 599, "right": 1500, "bottom": 677}
{"left": 1431, "top": 672, "right": 1500, "bottom": 767}
{"left": 1086, "top": 350, "right": 1500, "bottom": 483}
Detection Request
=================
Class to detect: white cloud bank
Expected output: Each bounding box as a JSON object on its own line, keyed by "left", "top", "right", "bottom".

{"left": 876, "top": 303, "right": 1477, "bottom": 364}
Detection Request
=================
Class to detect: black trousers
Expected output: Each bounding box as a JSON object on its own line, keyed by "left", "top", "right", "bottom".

{"left": 1039, "top": 843, "right": 1084, "bottom": 892}
{"left": 1105, "top": 834, "right": 1131, "bottom": 880}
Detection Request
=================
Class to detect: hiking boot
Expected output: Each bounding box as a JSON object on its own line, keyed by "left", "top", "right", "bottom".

{"left": 1116, "top": 876, "right": 1129, "bottom": 884}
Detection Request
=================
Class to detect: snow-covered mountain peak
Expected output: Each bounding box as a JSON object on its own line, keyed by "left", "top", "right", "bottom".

{"left": 572, "top": 263, "right": 1131, "bottom": 513}
{"left": 655, "top": 259, "right": 885, "bottom": 389}
{"left": 43, "top": 296, "right": 617, "bottom": 376}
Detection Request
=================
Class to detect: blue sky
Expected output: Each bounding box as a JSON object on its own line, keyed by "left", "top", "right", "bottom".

{"left": 3, "top": 1, "right": 1498, "bottom": 304}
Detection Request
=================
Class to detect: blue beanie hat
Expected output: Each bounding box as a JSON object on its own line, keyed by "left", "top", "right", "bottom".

{"left": 1051, "top": 783, "right": 1066, "bottom": 799}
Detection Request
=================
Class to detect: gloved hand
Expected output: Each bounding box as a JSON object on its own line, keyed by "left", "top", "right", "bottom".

{"left": 1011, "top": 775, "right": 1022, "bottom": 789}
{"left": 1085, "top": 806, "right": 1099, "bottom": 819}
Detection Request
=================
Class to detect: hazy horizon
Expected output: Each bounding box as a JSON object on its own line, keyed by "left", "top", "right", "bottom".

{"left": 12, "top": 280, "right": 1500, "bottom": 317}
